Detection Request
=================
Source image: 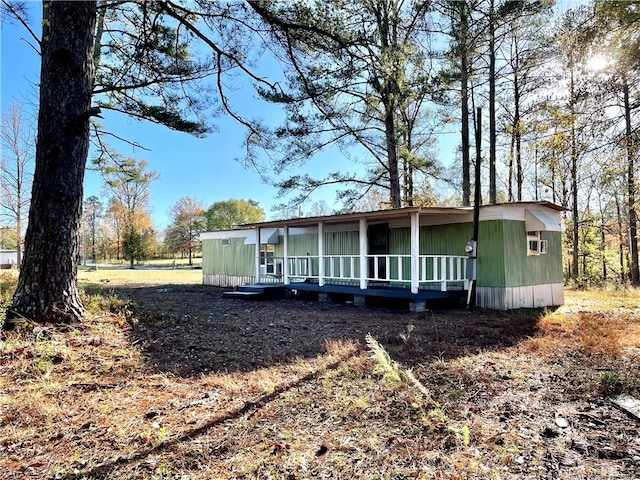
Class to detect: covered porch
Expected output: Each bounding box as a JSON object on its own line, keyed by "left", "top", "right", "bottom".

{"left": 247, "top": 208, "right": 472, "bottom": 309}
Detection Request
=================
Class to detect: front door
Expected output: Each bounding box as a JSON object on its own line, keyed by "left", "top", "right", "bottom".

{"left": 368, "top": 223, "right": 389, "bottom": 279}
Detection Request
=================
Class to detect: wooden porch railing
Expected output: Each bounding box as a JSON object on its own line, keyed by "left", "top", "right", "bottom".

{"left": 263, "top": 254, "right": 467, "bottom": 291}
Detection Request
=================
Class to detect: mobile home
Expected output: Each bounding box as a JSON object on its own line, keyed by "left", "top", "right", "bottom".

{"left": 201, "top": 202, "right": 565, "bottom": 310}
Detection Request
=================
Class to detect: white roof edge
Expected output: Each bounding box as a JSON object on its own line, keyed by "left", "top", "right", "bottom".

{"left": 200, "top": 229, "right": 252, "bottom": 240}
{"left": 525, "top": 209, "right": 562, "bottom": 232}
{"left": 244, "top": 227, "right": 280, "bottom": 245}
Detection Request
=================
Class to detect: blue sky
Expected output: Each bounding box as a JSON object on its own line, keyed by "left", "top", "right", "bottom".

{"left": 1, "top": 1, "right": 585, "bottom": 231}
{"left": 0, "top": 4, "right": 344, "bottom": 231}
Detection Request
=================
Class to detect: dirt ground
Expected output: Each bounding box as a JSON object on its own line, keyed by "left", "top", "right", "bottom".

{"left": 116, "top": 284, "right": 539, "bottom": 375}
{"left": 2, "top": 282, "right": 639, "bottom": 479}
{"left": 111, "top": 284, "right": 640, "bottom": 479}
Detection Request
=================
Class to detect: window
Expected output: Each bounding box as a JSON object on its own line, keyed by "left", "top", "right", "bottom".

{"left": 260, "top": 245, "right": 280, "bottom": 275}
{"left": 527, "top": 231, "right": 547, "bottom": 256}
{"left": 539, "top": 240, "right": 548, "bottom": 254}
{"left": 221, "top": 238, "right": 230, "bottom": 247}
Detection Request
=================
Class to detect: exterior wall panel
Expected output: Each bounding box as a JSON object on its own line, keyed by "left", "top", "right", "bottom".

{"left": 325, "top": 230, "right": 359, "bottom": 255}
{"left": 421, "top": 223, "right": 473, "bottom": 256}
{"left": 389, "top": 224, "right": 472, "bottom": 255}
{"left": 275, "top": 231, "right": 363, "bottom": 257}
{"left": 202, "top": 238, "right": 255, "bottom": 277}
{"left": 501, "top": 221, "right": 563, "bottom": 287}
{"left": 476, "top": 220, "right": 506, "bottom": 287}
{"left": 203, "top": 274, "right": 281, "bottom": 287}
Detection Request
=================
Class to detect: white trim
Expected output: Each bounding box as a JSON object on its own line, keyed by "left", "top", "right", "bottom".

{"left": 525, "top": 209, "right": 562, "bottom": 232}
{"left": 244, "top": 227, "right": 280, "bottom": 245}
{"left": 283, "top": 225, "right": 290, "bottom": 285}
{"left": 200, "top": 229, "right": 252, "bottom": 240}
{"left": 527, "top": 231, "right": 549, "bottom": 256}
{"left": 359, "top": 218, "right": 367, "bottom": 290}
{"left": 255, "top": 227, "right": 261, "bottom": 283}
{"left": 318, "top": 221, "right": 325, "bottom": 287}
{"left": 410, "top": 211, "right": 420, "bottom": 294}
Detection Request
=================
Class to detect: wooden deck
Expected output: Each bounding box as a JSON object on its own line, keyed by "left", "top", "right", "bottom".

{"left": 223, "top": 282, "right": 467, "bottom": 311}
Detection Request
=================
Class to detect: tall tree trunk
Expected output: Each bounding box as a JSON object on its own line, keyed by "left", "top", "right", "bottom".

{"left": 8, "top": 1, "right": 97, "bottom": 325}
{"left": 534, "top": 144, "right": 539, "bottom": 201}
{"left": 569, "top": 62, "right": 579, "bottom": 281}
{"left": 16, "top": 215, "right": 22, "bottom": 267}
{"left": 623, "top": 74, "right": 639, "bottom": 286}
{"left": 375, "top": 1, "right": 401, "bottom": 210}
{"left": 613, "top": 190, "right": 627, "bottom": 285}
{"left": 385, "top": 105, "right": 401, "bottom": 209}
{"left": 514, "top": 77, "right": 523, "bottom": 201}
{"left": 508, "top": 131, "right": 514, "bottom": 202}
{"left": 460, "top": 2, "right": 470, "bottom": 207}
{"left": 488, "top": 0, "right": 496, "bottom": 204}
{"left": 600, "top": 213, "right": 607, "bottom": 281}
{"left": 403, "top": 128, "right": 415, "bottom": 207}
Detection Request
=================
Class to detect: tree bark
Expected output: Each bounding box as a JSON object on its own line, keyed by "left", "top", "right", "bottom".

{"left": 385, "top": 105, "right": 401, "bottom": 209}
{"left": 514, "top": 76, "right": 523, "bottom": 202}
{"left": 569, "top": 61, "right": 579, "bottom": 281}
{"left": 622, "top": 74, "right": 639, "bottom": 286}
{"left": 488, "top": 0, "right": 496, "bottom": 204}
{"left": 460, "top": 1, "right": 471, "bottom": 207}
{"left": 8, "top": 1, "right": 97, "bottom": 326}
{"left": 614, "top": 191, "right": 626, "bottom": 285}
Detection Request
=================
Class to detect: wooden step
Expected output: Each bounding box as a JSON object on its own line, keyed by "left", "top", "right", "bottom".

{"left": 222, "top": 290, "right": 263, "bottom": 299}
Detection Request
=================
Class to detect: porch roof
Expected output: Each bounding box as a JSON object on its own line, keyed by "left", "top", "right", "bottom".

{"left": 247, "top": 206, "right": 469, "bottom": 229}
{"left": 244, "top": 201, "right": 565, "bottom": 229}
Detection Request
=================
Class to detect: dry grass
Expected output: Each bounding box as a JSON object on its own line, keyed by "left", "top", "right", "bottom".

{"left": 77, "top": 266, "right": 202, "bottom": 289}
{"left": 526, "top": 288, "right": 640, "bottom": 359}
{"left": 1, "top": 279, "right": 639, "bottom": 479}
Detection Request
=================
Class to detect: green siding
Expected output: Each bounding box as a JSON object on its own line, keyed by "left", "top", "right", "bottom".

{"left": 477, "top": 220, "right": 506, "bottom": 287}
{"left": 389, "top": 220, "right": 562, "bottom": 288}
{"left": 387, "top": 224, "right": 471, "bottom": 283}
{"left": 202, "top": 237, "right": 255, "bottom": 276}
{"left": 274, "top": 231, "right": 360, "bottom": 257}
{"left": 389, "top": 223, "right": 472, "bottom": 255}
{"left": 275, "top": 233, "right": 318, "bottom": 256}
{"left": 500, "top": 221, "right": 563, "bottom": 287}
{"left": 324, "top": 230, "right": 360, "bottom": 255}
{"left": 477, "top": 220, "right": 563, "bottom": 288}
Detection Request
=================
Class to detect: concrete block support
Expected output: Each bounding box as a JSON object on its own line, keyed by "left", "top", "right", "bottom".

{"left": 319, "top": 292, "right": 331, "bottom": 303}
{"left": 409, "top": 300, "right": 426, "bottom": 313}
{"left": 354, "top": 295, "right": 367, "bottom": 307}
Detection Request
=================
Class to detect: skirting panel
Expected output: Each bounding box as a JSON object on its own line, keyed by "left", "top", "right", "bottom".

{"left": 476, "top": 283, "right": 564, "bottom": 310}
{"left": 202, "top": 274, "right": 281, "bottom": 287}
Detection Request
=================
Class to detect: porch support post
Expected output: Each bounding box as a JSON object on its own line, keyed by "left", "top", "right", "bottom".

{"left": 410, "top": 211, "right": 420, "bottom": 294}
{"left": 283, "top": 224, "right": 290, "bottom": 285}
{"left": 359, "top": 218, "right": 367, "bottom": 290}
{"left": 318, "top": 221, "right": 325, "bottom": 287}
{"left": 255, "top": 226, "right": 261, "bottom": 284}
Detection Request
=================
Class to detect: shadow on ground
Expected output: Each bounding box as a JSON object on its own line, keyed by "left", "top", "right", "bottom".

{"left": 110, "top": 284, "right": 544, "bottom": 377}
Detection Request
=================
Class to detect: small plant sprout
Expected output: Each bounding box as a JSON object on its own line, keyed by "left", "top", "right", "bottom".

{"left": 366, "top": 333, "right": 432, "bottom": 402}
{"left": 399, "top": 323, "right": 415, "bottom": 343}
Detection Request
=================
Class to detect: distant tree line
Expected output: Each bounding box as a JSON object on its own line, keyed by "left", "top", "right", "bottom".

{"left": 79, "top": 182, "right": 266, "bottom": 267}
